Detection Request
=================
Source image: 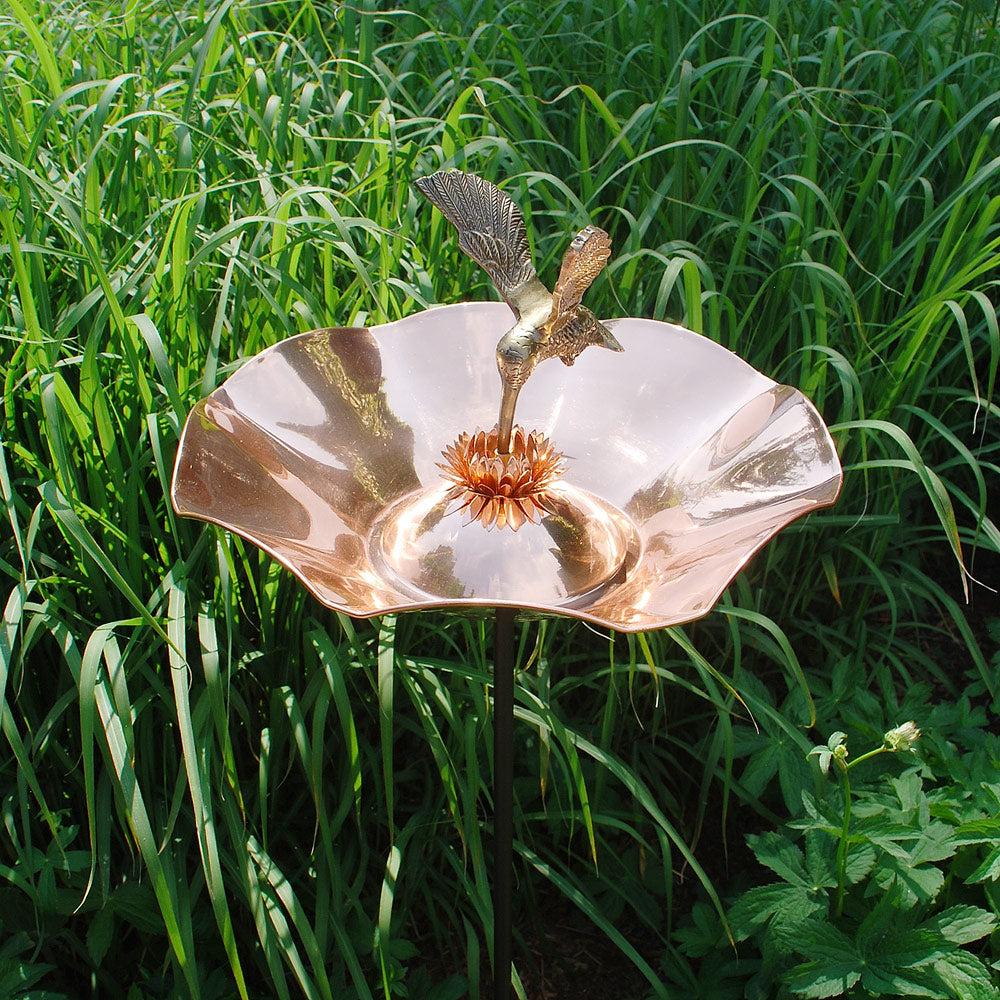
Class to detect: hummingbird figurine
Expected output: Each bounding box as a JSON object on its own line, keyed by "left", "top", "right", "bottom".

{"left": 415, "top": 170, "right": 623, "bottom": 453}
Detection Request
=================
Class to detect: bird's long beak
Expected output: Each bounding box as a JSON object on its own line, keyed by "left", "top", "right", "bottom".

{"left": 497, "top": 379, "right": 521, "bottom": 455}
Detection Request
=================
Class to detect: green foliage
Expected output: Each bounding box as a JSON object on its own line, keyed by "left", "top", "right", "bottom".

{"left": 741, "top": 777, "right": 999, "bottom": 999}
{"left": 669, "top": 687, "right": 1000, "bottom": 999}
{"left": 0, "top": 0, "right": 998, "bottom": 996}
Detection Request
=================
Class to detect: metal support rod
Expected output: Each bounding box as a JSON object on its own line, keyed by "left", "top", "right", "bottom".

{"left": 493, "top": 607, "right": 516, "bottom": 998}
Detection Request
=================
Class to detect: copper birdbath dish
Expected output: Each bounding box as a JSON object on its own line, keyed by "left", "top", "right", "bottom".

{"left": 171, "top": 300, "right": 841, "bottom": 630}
{"left": 171, "top": 170, "right": 843, "bottom": 997}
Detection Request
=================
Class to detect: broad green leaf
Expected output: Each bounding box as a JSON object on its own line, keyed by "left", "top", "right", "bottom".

{"left": 891, "top": 771, "right": 925, "bottom": 813}
{"left": 803, "top": 829, "right": 838, "bottom": 888}
{"left": 785, "top": 927, "right": 861, "bottom": 998}
{"left": 86, "top": 906, "right": 114, "bottom": 966}
{"left": 878, "top": 928, "right": 949, "bottom": 971}
{"left": 857, "top": 819, "right": 922, "bottom": 860}
{"left": 965, "top": 847, "right": 1000, "bottom": 884}
{"left": 748, "top": 832, "right": 810, "bottom": 886}
{"left": 727, "top": 884, "right": 826, "bottom": 943}
{"left": 921, "top": 905, "right": 996, "bottom": 945}
{"left": 953, "top": 818, "right": 1000, "bottom": 846}
{"left": 933, "top": 950, "right": 1000, "bottom": 999}
{"left": 856, "top": 887, "right": 907, "bottom": 957}
{"left": 874, "top": 857, "right": 946, "bottom": 904}
{"left": 860, "top": 962, "right": 947, "bottom": 998}
{"left": 844, "top": 843, "right": 876, "bottom": 885}
{"left": 909, "top": 822, "right": 961, "bottom": 866}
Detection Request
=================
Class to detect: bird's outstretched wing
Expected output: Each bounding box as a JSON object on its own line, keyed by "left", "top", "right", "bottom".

{"left": 541, "top": 307, "right": 623, "bottom": 368}
{"left": 415, "top": 171, "right": 541, "bottom": 318}
{"left": 545, "top": 225, "right": 612, "bottom": 335}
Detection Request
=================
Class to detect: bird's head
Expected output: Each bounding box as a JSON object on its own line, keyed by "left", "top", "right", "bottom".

{"left": 496, "top": 324, "right": 538, "bottom": 391}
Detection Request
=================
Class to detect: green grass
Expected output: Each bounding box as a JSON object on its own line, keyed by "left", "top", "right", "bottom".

{"left": 1, "top": 0, "right": 998, "bottom": 997}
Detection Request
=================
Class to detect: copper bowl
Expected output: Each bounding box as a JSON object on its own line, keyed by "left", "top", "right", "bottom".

{"left": 171, "top": 303, "right": 841, "bottom": 631}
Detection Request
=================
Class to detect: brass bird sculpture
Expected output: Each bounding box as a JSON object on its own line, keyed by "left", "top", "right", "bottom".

{"left": 415, "top": 170, "right": 623, "bottom": 453}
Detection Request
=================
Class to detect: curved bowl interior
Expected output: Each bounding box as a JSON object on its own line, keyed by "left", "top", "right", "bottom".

{"left": 171, "top": 302, "right": 842, "bottom": 631}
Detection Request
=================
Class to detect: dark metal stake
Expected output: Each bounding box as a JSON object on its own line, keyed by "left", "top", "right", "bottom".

{"left": 493, "top": 607, "right": 516, "bottom": 998}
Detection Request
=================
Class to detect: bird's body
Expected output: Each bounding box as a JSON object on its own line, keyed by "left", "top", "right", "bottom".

{"left": 415, "top": 170, "right": 622, "bottom": 452}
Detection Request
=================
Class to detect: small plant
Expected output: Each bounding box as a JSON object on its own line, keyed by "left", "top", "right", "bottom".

{"left": 808, "top": 722, "right": 922, "bottom": 916}
{"left": 0, "top": 923, "right": 63, "bottom": 1000}
{"left": 670, "top": 722, "right": 1000, "bottom": 999}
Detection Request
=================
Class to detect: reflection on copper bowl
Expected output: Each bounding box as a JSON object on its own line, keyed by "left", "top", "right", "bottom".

{"left": 171, "top": 302, "right": 842, "bottom": 631}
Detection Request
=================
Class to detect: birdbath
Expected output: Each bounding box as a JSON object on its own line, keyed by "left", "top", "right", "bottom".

{"left": 172, "top": 171, "right": 842, "bottom": 997}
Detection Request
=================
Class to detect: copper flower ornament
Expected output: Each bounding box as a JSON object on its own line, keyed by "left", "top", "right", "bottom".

{"left": 438, "top": 426, "right": 565, "bottom": 531}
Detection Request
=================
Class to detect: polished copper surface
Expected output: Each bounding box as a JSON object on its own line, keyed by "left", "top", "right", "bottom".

{"left": 369, "top": 475, "right": 635, "bottom": 607}
{"left": 171, "top": 302, "right": 843, "bottom": 631}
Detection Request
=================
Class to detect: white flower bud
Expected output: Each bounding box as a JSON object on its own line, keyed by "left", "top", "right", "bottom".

{"left": 883, "top": 721, "right": 920, "bottom": 752}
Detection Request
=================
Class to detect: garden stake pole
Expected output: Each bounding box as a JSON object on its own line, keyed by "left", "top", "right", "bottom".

{"left": 493, "top": 607, "right": 516, "bottom": 998}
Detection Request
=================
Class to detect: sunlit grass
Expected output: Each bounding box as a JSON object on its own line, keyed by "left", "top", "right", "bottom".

{"left": 1, "top": 0, "right": 997, "bottom": 996}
